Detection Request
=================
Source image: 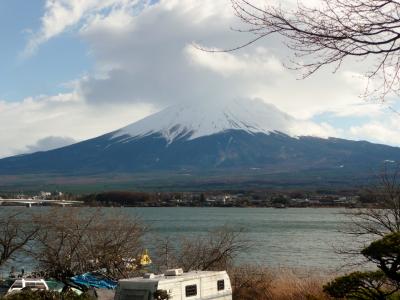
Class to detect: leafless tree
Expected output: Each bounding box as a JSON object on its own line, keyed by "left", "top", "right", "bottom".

{"left": 31, "top": 208, "right": 145, "bottom": 281}
{"left": 0, "top": 209, "right": 40, "bottom": 268}
{"left": 224, "top": 0, "right": 400, "bottom": 101}
{"left": 154, "top": 226, "right": 250, "bottom": 272}
{"left": 151, "top": 236, "right": 177, "bottom": 272}
{"left": 347, "top": 164, "right": 400, "bottom": 237}
{"left": 338, "top": 164, "right": 400, "bottom": 267}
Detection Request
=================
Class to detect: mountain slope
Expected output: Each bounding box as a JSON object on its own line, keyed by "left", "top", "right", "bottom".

{"left": 0, "top": 99, "right": 399, "bottom": 179}
{"left": 0, "top": 130, "right": 399, "bottom": 175}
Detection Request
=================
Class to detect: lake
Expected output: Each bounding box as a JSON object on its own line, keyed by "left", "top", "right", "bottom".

{"left": 0, "top": 207, "right": 358, "bottom": 276}
{"left": 132, "top": 207, "right": 353, "bottom": 272}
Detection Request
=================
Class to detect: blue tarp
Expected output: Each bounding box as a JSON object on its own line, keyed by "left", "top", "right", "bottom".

{"left": 71, "top": 272, "right": 118, "bottom": 290}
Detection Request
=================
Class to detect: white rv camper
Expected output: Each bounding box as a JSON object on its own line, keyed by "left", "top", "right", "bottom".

{"left": 114, "top": 268, "right": 232, "bottom": 300}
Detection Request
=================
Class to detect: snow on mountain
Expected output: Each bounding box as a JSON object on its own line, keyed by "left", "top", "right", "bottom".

{"left": 113, "top": 98, "right": 307, "bottom": 143}
{"left": 2, "top": 98, "right": 400, "bottom": 180}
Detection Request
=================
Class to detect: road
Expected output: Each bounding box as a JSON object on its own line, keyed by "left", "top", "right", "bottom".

{"left": 0, "top": 199, "right": 83, "bottom": 207}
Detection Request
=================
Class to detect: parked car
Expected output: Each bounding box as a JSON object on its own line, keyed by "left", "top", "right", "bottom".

{"left": 7, "top": 278, "right": 49, "bottom": 295}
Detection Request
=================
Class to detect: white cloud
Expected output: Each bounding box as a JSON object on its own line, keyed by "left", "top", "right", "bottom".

{"left": 186, "top": 46, "right": 284, "bottom": 77}
{"left": 75, "top": 0, "right": 377, "bottom": 120}
{"left": 22, "top": 0, "right": 144, "bottom": 58}
{"left": 347, "top": 117, "right": 400, "bottom": 145}
{"left": 4, "top": 0, "right": 399, "bottom": 158}
{"left": 0, "top": 93, "right": 154, "bottom": 158}
{"left": 294, "top": 122, "right": 341, "bottom": 139}
{"left": 24, "top": 136, "right": 76, "bottom": 153}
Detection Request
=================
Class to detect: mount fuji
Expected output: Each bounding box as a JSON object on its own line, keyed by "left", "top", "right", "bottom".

{"left": 1, "top": 99, "right": 400, "bottom": 186}
{"left": 113, "top": 99, "right": 304, "bottom": 143}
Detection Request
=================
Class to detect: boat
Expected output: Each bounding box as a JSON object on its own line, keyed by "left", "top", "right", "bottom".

{"left": 273, "top": 203, "right": 287, "bottom": 208}
{"left": 123, "top": 249, "right": 153, "bottom": 270}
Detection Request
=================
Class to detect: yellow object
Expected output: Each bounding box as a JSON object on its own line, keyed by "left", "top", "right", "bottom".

{"left": 140, "top": 249, "right": 152, "bottom": 266}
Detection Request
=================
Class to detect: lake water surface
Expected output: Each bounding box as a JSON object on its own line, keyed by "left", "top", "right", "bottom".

{"left": 132, "top": 207, "right": 352, "bottom": 272}
{"left": 0, "top": 207, "right": 357, "bottom": 275}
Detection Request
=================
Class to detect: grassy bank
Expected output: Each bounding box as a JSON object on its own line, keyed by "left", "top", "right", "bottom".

{"left": 230, "top": 266, "right": 332, "bottom": 300}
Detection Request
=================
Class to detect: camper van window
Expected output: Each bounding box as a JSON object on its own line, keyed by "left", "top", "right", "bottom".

{"left": 185, "top": 284, "right": 197, "bottom": 297}
{"left": 120, "top": 289, "right": 149, "bottom": 300}
{"left": 34, "top": 283, "right": 47, "bottom": 289}
{"left": 217, "top": 280, "right": 224, "bottom": 291}
{"left": 25, "top": 282, "right": 36, "bottom": 288}
{"left": 11, "top": 282, "right": 22, "bottom": 288}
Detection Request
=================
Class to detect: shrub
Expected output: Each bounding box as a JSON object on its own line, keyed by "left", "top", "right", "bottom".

{"left": 4, "top": 289, "right": 93, "bottom": 300}
{"left": 230, "top": 266, "right": 330, "bottom": 300}
{"left": 323, "top": 271, "right": 398, "bottom": 300}
{"left": 230, "top": 265, "right": 273, "bottom": 300}
{"left": 153, "top": 289, "right": 170, "bottom": 300}
{"left": 362, "top": 232, "right": 400, "bottom": 282}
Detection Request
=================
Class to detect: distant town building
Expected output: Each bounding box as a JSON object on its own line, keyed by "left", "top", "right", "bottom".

{"left": 39, "top": 191, "right": 52, "bottom": 198}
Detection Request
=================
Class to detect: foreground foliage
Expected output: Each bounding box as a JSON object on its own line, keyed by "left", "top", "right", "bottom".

{"left": 0, "top": 210, "right": 40, "bottom": 268}
{"left": 32, "top": 208, "right": 145, "bottom": 281}
{"left": 230, "top": 266, "right": 330, "bottom": 300}
{"left": 324, "top": 271, "right": 398, "bottom": 300}
{"left": 3, "top": 289, "right": 93, "bottom": 300}
{"left": 362, "top": 232, "right": 400, "bottom": 282}
{"left": 324, "top": 232, "right": 400, "bottom": 299}
{"left": 324, "top": 166, "right": 400, "bottom": 299}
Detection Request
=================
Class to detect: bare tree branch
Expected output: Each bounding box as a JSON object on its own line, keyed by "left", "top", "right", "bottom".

{"left": 209, "top": 0, "right": 400, "bottom": 100}
{"left": 338, "top": 163, "right": 400, "bottom": 269}
{"left": 154, "top": 226, "right": 251, "bottom": 272}
{"left": 31, "top": 208, "right": 146, "bottom": 281}
{"left": 0, "top": 210, "right": 39, "bottom": 268}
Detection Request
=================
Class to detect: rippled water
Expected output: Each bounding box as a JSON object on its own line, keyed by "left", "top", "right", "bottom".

{"left": 131, "top": 207, "right": 353, "bottom": 271}
{"left": 0, "top": 207, "right": 357, "bottom": 275}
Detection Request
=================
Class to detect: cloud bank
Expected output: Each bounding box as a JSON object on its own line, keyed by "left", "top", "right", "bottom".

{"left": 24, "top": 136, "right": 76, "bottom": 153}
{"left": 0, "top": 0, "right": 399, "bottom": 158}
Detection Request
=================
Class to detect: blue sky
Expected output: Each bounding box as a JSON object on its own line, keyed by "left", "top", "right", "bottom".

{"left": 0, "top": 1, "right": 91, "bottom": 101}
{"left": 0, "top": 0, "right": 399, "bottom": 158}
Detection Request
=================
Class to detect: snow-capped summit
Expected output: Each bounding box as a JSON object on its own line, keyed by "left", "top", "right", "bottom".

{"left": 113, "top": 98, "right": 298, "bottom": 143}
{"left": 2, "top": 97, "right": 400, "bottom": 183}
